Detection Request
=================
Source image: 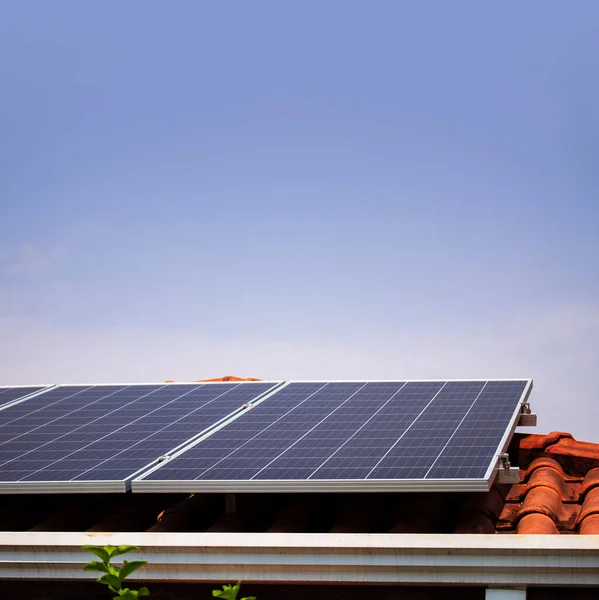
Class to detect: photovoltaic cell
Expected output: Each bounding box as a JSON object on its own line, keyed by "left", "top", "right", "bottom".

{"left": 0, "top": 387, "right": 48, "bottom": 406}
{"left": 0, "top": 382, "right": 279, "bottom": 489}
{"left": 425, "top": 380, "right": 531, "bottom": 479}
{"left": 138, "top": 379, "right": 530, "bottom": 491}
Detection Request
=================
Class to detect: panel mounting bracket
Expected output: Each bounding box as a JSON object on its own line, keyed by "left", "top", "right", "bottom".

{"left": 518, "top": 402, "right": 537, "bottom": 427}
{"left": 495, "top": 453, "right": 520, "bottom": 484}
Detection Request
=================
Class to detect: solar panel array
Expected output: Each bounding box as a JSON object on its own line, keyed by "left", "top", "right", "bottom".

{"left": 0, "top": 382, "right": 279, "bottom": 492}
{"left": 0, "top": 386, "right": 48, "bottom": 407}
{"left": 135, "top": 379, "right": 531, "bottom": 492}
{"left": 0, "top": 379, "right": 532, "bottom": 494}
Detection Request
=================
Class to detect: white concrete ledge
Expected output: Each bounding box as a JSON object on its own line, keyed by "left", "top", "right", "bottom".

{"left": 0, "top": 532, "right": 598, "bottom": 586}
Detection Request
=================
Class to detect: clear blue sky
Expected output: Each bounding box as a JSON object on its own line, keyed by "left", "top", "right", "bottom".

{"left": 1, "top": 2, "right": 598, "bottom": 439}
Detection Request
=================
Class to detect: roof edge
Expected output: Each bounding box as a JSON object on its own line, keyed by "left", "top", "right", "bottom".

{"left": 0, "top": 532, "right": 598, "bottom": 586}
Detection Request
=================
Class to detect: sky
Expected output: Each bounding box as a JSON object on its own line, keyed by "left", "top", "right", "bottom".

{"left": 1, "top": 2, "right": 598, "bottom": 440}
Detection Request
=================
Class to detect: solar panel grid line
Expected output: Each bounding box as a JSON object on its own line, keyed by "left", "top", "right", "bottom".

{"left": 0, "top": 385, "right": 124, "bottom": 452}
{"left": 177, "top": 382, "right": 331, "bottom": 482}
{"left": 482, "top": 379, "right": 532, "bottom": 481}
{"left": 0, "top": 385, "right": 136, "bottom": 493}
{"left": 422, "top": 381, "right": 489, "bottom": 479}
{"left": 249, "top": 382, "right": 371, "bottom": 481}
{"left": 0, "top": 385, "right": 51, "bottom": 395}
{"left": 0, "top": 387, "right": 128, "bottom": 439}
{"left": 198, "top": 382, "right": 366, "bottom": 481}
{"left": 0, "top": 387, "right": 39, "bottom": 399}
{"left": 0, "top": 386, "right": 54, "bottom": 410}
{"left": 132, "top": 382, "right": 336, "bottom": 487}
{"left": 134, "top": 381, "right": 286, "bottom": 463}
{"left": 137, "top": 381, "right": 443, "bottom": 484}
{"left": 22, "top": 383, "right": 209, "bottom": 482}
{"left": 128, "top": 381, "right": 288, "bottom": 481}
{"left": 0, "top": 379, "right": 530, "bottom": 494}
{"left": 62, "top": 383, "right": 277, "bottom": 484}
{"left": 133, "top": 379, "right": 532, "bottom": 493}
{"left": 0, "top": 382, "right": 283, "bottom": 492}
{"left": 425, "top": 381, "right": 531, "bottom": 480}
{"left": 306, "top": 380, "right": 410, "bottom": 479}
{"left": 0, "top": 385, "right": 152, "bottom": 474}
{"left": 363, "top": 381, "right": 448, "bottom": 479}
{"left": 67, "top": 383, "right": 247, "bottom": 482}
{"left": 364, "top": 382, "right": 494, "bottom": 481}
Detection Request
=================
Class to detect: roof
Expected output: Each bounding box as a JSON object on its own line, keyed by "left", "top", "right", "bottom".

{"left": 0, "top": 376, "right": 596, "bottom": 535}
{"left": 0, "top": 431, "right": 595, "bottom": 535}
{"left": 499, "top": 431, "right": 599, "bottom": 534}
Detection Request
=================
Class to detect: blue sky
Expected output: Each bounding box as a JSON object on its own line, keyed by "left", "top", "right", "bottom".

{"left": 1, "top": 2, "right": 598, "bottom": 439}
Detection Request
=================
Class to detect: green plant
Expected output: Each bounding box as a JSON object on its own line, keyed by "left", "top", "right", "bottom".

{"left": 83, "top": 545, "right": 256, "bottom": 600}
{"left": 83, "top": 544, "right": 149, "bottom": 599}
{"left": 212, "top": 581, "right": 255, "bottom": 600}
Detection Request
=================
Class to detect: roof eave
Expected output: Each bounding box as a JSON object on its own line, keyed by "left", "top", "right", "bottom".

{"left": 1, "top": 532, "right": 598, "bottom": 586}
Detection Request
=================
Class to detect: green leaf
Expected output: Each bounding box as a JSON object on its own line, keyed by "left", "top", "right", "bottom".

{"left": 83, "top": 560, "right": 110, "bottom": 574}
{"left": 106, "top": 545, "right": 141, "bottom": 559}
{"left": 118, "top": 560, "right": 147, "bottom": 582}
{"left": 98, "top": 573, "right": 122, "bottom": 590}
{"left": 213, "top": 581, "right": 242, "bottom": 600}
{"left": 83, "top": 545, "right": 110, "bottom": 563}
{"left": 117, "top": 589, "right": 137, "bottom": 599}
{"left": 137, "top": 587, "right": 150, "bottom": 596}
{"left": 240, "top": 597, "right": 256, "bottom": 600}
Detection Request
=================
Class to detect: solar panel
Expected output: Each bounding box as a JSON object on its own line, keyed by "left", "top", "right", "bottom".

{"left": 0, "top": 386, "right": 50, "bottom": 407}
{"left": 133, "top": 379, "right": 532, "bottom": 493}
{"left": 0, "top": 381, "right": 281, "bottom": 493}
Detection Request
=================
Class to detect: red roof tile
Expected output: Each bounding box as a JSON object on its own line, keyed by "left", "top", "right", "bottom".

{"left": 498, "top": 431, "right": 599, "bottom": 534}
{"left": 164, "top": 376, "right": 263, "bottom": 383}
{"left": 519, "top": 431, "right": 599, "bottom": 477}
{"left": 195, "top": 376, "right": 262, "bottom": 382}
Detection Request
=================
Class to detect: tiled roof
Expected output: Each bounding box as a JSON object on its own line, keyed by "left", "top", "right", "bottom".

{"left": 498, "top": 431, "right": 599, "bottom": 534}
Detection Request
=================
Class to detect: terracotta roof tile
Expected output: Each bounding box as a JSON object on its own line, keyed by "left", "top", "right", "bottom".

{"left": 580, "top": 467, "right": 599, "bottom": 497}
{"left": 523, "top": 460, "right": 571, "bottom": 500}
{"left": 164, "top": 376, "right": 263, "bottom": 383}
{"left": 498, "top": 431, "right": 599, "bottom": 534}
{"left": 578, "top": 487, "right": 599, "bottom": 530}
{"left": 519, "top": 432, "right": 599, "bottom": 477}
{"left": 195, "top": 376, "right": 262, "bottom": 382}
{"left": 579, "top": 513, "right": 599, "bottom": 534}
{"left": 516, "top": 513, "right": 559, "bottom": 534}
